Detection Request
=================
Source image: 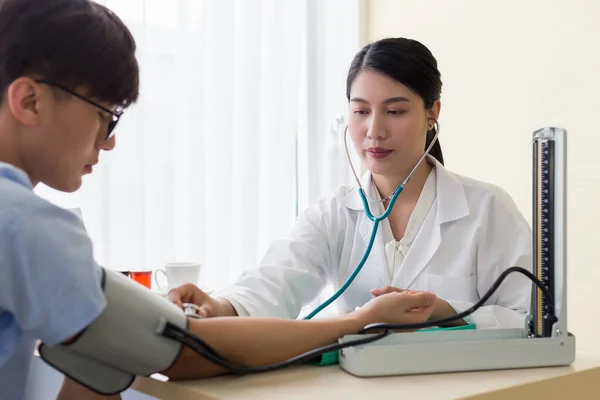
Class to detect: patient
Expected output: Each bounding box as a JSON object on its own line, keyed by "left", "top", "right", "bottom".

{"left": 0, "top": 1, "right": 438, "bottom": 399}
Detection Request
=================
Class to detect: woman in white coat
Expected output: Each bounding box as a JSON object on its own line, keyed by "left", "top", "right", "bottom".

{"left": 169, "top": 37, "right": 533, "bottom": 330}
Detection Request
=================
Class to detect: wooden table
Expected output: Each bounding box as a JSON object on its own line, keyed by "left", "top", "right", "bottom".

{"left": 131, "top": 350, "right": 600, "bottom": 399}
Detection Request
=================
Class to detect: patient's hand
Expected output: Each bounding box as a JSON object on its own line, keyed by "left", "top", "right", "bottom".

{"left": 354, "top": 291, "right": 437, "bottom": 329}
{"left": 370, "top": 286, "right": 465, "bottom": 326}
{"left": 167, "top": 283, "right": 238, "bottom": 317}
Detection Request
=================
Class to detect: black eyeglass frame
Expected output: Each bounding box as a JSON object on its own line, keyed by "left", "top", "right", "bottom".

{"left": 35, "top": 79, "right": 125, "bottom": 140}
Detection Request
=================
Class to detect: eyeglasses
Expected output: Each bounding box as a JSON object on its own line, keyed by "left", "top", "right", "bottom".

{"left": 34, "top": 79, "right": 124, "bottom": 140}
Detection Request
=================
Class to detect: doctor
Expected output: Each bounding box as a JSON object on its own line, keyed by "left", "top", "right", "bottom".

{"left": 169, "top": 37, "right": 532, "bottom": 329}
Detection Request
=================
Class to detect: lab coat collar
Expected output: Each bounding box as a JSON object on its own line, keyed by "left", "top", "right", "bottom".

{"left": 340, "top": 155, "right": 470, "bottom": 224}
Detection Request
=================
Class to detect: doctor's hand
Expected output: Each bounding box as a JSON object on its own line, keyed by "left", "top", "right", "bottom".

{"left": 353, "top": 291, "right": 437, "bottom": 328}
{"left": 167, "top": 283, "right": 238, "bottom": 317}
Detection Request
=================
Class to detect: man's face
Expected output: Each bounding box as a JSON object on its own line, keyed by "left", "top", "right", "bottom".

{"left": 14, "top": 79, "right": 117, "bottom": 192}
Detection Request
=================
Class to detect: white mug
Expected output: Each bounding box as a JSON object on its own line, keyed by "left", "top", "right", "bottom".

{"left": 155, "top": 262, "right": 201, "bottom": 293}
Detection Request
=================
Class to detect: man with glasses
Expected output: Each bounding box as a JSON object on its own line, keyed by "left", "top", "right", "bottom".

{"left": 0, "top": 0, "right": 138, "bottom": 398}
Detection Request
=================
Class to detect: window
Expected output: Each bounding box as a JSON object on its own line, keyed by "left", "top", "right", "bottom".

{"left": 37, "top": 0, "right": 362, "bottom": 292}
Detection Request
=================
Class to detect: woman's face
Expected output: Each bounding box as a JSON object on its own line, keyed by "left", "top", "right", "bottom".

{"left": 347, "top": 69, "right": 439, "bottom": 179}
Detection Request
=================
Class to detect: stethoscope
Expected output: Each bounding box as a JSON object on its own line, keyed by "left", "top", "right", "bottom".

{"left": 303, "top": 118, "right": 440, "bottom": 319}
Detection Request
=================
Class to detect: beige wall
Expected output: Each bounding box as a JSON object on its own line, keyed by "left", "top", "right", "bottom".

{"left": 367, "top": 0, "right": 600, "bottom": 352}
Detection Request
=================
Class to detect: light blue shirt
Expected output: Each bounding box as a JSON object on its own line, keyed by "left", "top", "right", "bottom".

{"left": 0, "top": 162, "right": 106, "bottom": 400}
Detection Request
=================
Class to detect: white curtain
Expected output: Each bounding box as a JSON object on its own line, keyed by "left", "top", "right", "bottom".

{"left": 36, "top": 0, "right": 361, "bottom": 292}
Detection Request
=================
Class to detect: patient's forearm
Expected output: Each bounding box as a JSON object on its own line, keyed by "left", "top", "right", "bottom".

{"left": 162, "top": 316, "right": 363, "bottom": 380}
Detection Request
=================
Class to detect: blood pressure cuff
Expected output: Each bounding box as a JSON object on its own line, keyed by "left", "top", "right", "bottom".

{"left": 39, "top": 268, "right": 188, "bottom": 395}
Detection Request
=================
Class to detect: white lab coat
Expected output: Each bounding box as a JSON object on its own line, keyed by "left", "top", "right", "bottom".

{"left": 215, "top": 157, "right": 532, "bottom": 329}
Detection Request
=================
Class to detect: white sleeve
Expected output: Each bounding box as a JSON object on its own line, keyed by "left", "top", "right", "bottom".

{"left": 448, "top": 194, "right": 533, "bottom": 330}
{"left": 214, "top": 207, "right": 332, "bottom": 319}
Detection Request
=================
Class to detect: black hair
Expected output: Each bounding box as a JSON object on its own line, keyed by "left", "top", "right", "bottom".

{"left": 0, "top": 0, "right": 139, "bottom": 107}
{"left": 346, "top": 37, "right": 444, "bottom": 165}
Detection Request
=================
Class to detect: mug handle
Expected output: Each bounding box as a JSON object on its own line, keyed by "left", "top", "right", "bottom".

{"left": 155, "top": 269, "right": 168, "bottom": 293}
